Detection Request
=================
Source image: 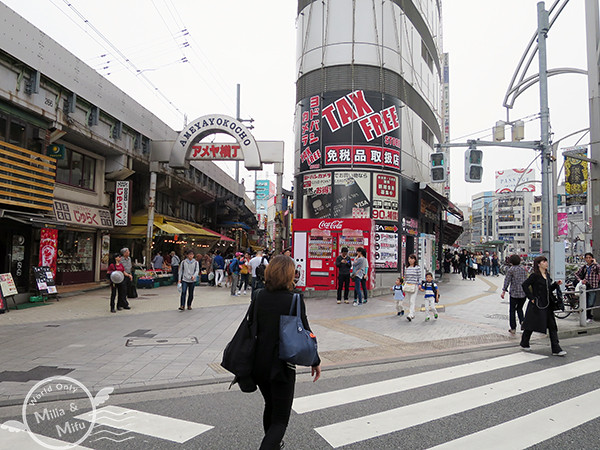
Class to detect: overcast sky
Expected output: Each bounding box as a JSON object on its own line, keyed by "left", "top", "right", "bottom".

{"left": 2, "top": 0, "right": 590, "bottom": 205}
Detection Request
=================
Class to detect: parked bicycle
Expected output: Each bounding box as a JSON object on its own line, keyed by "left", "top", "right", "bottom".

{"left": 554, "top": 275, "right": 583, "bottom": 319}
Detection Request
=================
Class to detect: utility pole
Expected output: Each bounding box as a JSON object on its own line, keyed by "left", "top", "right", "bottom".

{"left": 538, "top": 2, "right": 553, "bottom": 264}
{"left": 586, "top": 0, "right": 600, "bottom": 257}
{"left": 235, "top": 84, "right": 241, "bottom": 183}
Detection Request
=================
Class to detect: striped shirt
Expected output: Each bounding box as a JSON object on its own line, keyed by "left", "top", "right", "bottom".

{"left": 502, "top": 265, "right": 528, "bottom": 298}
{"left": 404, "top": 265, "right": 421, "bottom": 285}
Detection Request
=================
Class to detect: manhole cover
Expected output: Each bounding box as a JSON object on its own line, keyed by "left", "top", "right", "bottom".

{"left": 125, "top": 337, "right": 198, "bottom": 347}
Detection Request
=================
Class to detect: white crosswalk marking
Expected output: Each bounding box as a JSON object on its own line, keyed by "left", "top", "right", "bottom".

{"left": 0, "top": 427, "right": 91, "bottom": 449}
{"left": 430, "top": 388, "right": 600, "bottom": 450}
{"left": 315, "top": 356, "right": 600, "bottom": 448}
{"left": 293, "top": 352, "right": 546, "bottom": 413}
{"left": 75, "top": 405, "right": 213, "bottom": 443}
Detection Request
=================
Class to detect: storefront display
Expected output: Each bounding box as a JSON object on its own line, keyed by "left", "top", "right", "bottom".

{"left": 56, "top": 231, "right": 95, "bottom": 285}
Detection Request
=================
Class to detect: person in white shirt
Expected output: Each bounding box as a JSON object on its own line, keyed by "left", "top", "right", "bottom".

{"left": 248, "top": 250, "right": 269, "bottom": 290}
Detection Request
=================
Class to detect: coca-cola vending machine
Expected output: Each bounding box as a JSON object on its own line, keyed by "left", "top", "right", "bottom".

{"left": 293, "top": 218, "right": 375, "bottom": 291}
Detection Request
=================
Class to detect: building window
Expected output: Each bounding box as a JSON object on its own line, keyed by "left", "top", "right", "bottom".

{"left": 422, "top": 122, "right": 434, "bottom": 148}
{"left": 181, "top": 200, "right": 196, "bottom": 222}
{"left": 421, "top": 40, "right": 433, "bottom": 72}
{"left": 55, "top": 148, "right": 96, "bottom": 190}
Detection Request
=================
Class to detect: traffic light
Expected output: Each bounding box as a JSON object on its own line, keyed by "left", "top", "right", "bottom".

{"left": 430, "top": 152, "right": 446, "bottom": 183}
{"left": 465, "top": 148, "right": 483, "bottom": 182}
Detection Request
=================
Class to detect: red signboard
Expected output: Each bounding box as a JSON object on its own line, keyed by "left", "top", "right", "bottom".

{"left": 324, "top": 145, "right": 400, "bottom": 170}
{"left": 39, "top": 228, "right": 58, "bottom": 277}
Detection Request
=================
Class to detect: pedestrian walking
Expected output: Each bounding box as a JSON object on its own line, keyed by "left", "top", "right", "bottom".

{"left": 250, "top": 255, "right": 321, "bottom": 449}
{"left": 335, "top": 247, "right": 352, "bottom": 304}
{"left": 107, "top": 253, "right": 131, "bottom": 313}
{"left": 575, "top": 252, "right": 600, "bottom": 323}
{"left": 351, "top": 247, "right": 368, "bottom": 306}
{"left": 170, "top": 251, "right": 180, "bottom": 283}
{"left": 178, "top": 249, "right": 199, "bottom": 311}
{"left": 237, "top": 252, "right": 251, "bottom": 295}
{"left": 152, "top": 251, "right": 164, "bottom": 270}
{"left": 392, "top": 277, "right": 405, "bottom": 316}
{"left": 501, "top": 254, "right": 529, "bottom": 335}
{"left": 482, "top": 251, "right": 491, "bottom": 276}
{"left": 213, "top": 250, "right": 225, "bottom": 287}
{"left": 420, "top": 272, "right": 439, "bottom": 321}
{"left": 403, "top": 254, "right": 421, "bottom": 321}
{"left": 249, "top": 250, "right": 269, "bottom": 290}
{"left": 491, "top": 253, "right": 500, "bottom": 276}
{"left": 229, "top": 253, "right": 241, "bottom": 296}
{"left": 520, "top": 256, "right": 566, "bottom": 356}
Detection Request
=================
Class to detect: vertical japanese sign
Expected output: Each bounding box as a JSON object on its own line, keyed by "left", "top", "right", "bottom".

{"left": 333, "top": 172, "right": 371, "bottom": 218}
{"left": 299, "top": 95, "right": 321, "bottom": 171}
{"left": 114, "top": 181, "right": 130, "bottom": 226}
{"left": 100, "top": 234, "right": 110, "bottom": 272}
{"left": 564, "top": 147, "right": 588, "bottom": 206}
{"left": 374, "top": 223, "right": 399, "bottom": 270}
{"left": 39, "top": 228, "right": 58, "bottom": 277}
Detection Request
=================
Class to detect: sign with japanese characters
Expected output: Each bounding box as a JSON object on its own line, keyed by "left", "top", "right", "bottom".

{"left": 374, "top": 223, "right": 399, "bottom": 270}
{"left": 53, "top": 201, "right": 113, "bottom": 229}
{"left": 114, "top": 181, "right": 130, "bottom": 227}
{"left": 372, "top": 174, "right": 399, "bottom": 222}
{"left": 564, "top": 146, "right": 588, "bottom": 206}
{"left": 189, "top": 143, "right": 243, "bottom": 161}
{"left": 302, "top": 172, "right": 333, "bottom": 219}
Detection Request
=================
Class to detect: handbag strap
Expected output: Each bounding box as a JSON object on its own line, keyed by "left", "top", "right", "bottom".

{"left": 290, "top": 293, "right": 302, "bottom": 317}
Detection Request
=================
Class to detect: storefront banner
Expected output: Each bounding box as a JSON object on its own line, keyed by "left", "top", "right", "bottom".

{"left": 54, "top": 200, "right": 113, "bottom": 229}
{"left": 256, "top": 180, "right": 271, "bottom": 200}
{"left": 299, "top": 90, "right": 402, "bottom": 172}
{"left": 374, "top": 223, "right": 399, "bottom": 270}
{"left": 324, "top": 145, "right": 400, "bottom": 171}
{"left": 402, "top": 217, "right": 419, "bottom": 236}
{"left": 302, "top": 172, "right": 333, "bottom": 219}
{"left": 372, "top": 174, "right": 399, "bottom": 222}
{"left": 189, "top": 143, "right": 243, "bottom": 160}
{"left": 564, "top": 147, "right": 588, "bottom": 206}
{"left": 495, "top": 168, "right": 536, "bottom": 193}
{"left": 557, "top": 212, "right": 568, "bottom": 236}
{"left": 40, "top": 228, "right": 58, "bottom": 276}
{"left": 114, "top": 181, "right": 130, "bottom": 227}
{"left": 333, "top": 172, "right": 371, "bottom": 218}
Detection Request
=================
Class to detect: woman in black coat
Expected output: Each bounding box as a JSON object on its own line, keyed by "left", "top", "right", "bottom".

{"left": 520, "top": 256, "right": 566, "bottom": 356}
{"left": 251, "top": 255, "right": 321, "bottom": 449}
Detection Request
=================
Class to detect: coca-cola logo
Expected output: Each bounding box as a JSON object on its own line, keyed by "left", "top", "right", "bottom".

{"left": 318, "top": 220, "right": 343, "bottom": 230}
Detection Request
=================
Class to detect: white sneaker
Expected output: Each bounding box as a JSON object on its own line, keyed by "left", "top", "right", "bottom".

{"left": 586, "top": 319, "right": 593, "bottom": 323}
{"left": 552, "top": 350, "right": 567, "bottom": 356}
{"left": 243, "top": 291, "right": 247, "bottom": 295}
{"left": 353, "top": 301, "right": 358, "bottom": 307}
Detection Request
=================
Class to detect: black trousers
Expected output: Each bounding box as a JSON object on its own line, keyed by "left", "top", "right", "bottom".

{"left": 509, "top": 296, "right": 526, "bottom": 330}
{"left": 520, "top": 313, "right": 562, "bottom": 353}
{"left": 257, "top": 380, "right": 295, "bottom": 450}
{"left": 110, "top": 282, "right": 128, "bottom": 310}
{"left": 337, "top": 274, "right": 350, "bottom": 300}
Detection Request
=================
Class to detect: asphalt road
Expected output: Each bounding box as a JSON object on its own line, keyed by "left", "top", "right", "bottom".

{"left": 1, "top": 334, "right": 600, "bottom": 449}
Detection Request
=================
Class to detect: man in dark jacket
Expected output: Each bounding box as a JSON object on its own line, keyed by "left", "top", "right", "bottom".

{"left": 335, "top": 247, "right": 352, "bottom": 304}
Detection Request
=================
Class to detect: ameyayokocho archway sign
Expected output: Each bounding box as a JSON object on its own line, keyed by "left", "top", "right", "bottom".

{"left": 169, "top": 114, "right": 262, "bottom": 169}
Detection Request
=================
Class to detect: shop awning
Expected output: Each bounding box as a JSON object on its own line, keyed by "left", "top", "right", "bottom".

{"left": 128, "top": 213, "right": 221, "bottom": 238}
{"left": 221, "top": 220, "right": 251, "bottom": 231}
{"left": 110, "top": 225, "right": 149, "bottom": 238}
{"left": 442, "top": 222, "right": 464, "bottom": 246}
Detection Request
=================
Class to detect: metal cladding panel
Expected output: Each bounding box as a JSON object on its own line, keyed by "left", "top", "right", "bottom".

{"left": 0, "top": 3, "right": 175, "bottom": 141}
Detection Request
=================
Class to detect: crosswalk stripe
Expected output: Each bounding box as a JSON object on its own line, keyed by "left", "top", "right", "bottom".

{"left": 75, "top": 405, "right": 213, "bottom": 443}
{"left": 315, "top": 356, "right": 600, "bottom": 448}
{"left": 430, "top": 387, "right": 600, "bottom": 450}
{"left": 293, "top": 352, "right": 546, "bottom": 414}
{"left": 0, "top": 427, "right": 91, "bottom": 449}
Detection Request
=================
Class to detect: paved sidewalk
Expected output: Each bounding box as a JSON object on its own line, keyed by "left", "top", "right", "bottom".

{"left": 1, "top": 273, "right": 598, "bottom": 406}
